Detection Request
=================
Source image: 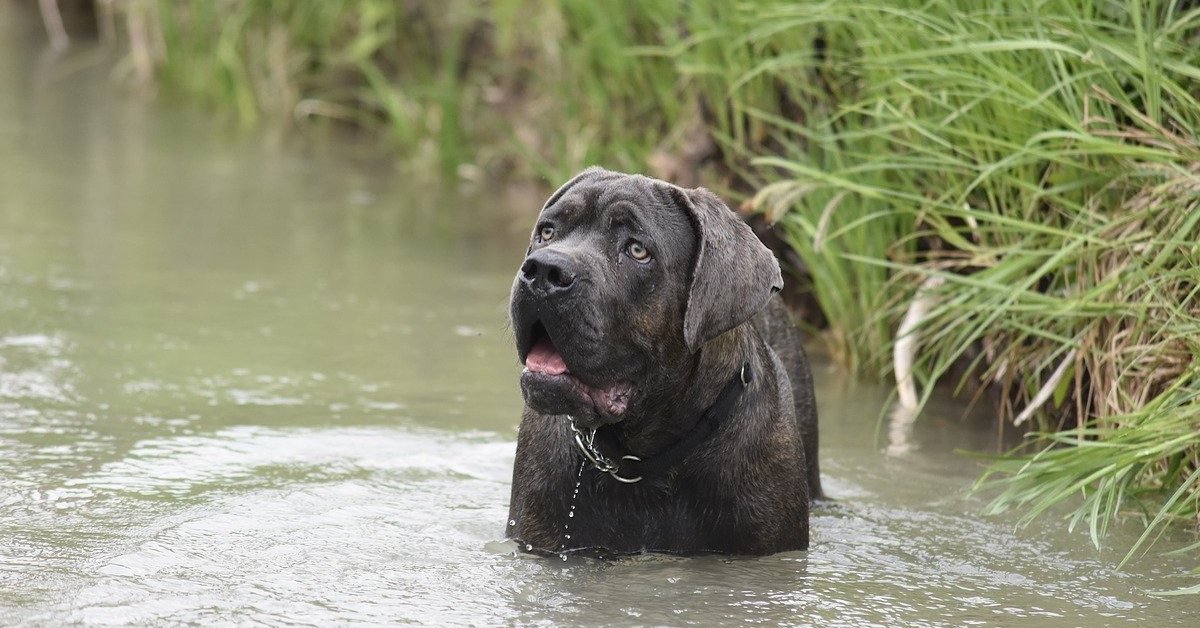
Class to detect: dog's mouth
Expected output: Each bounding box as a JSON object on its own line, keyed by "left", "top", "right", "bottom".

{"left": 521, "top": 321, "right": 633, "bottom": 417}
{"left": 524, "top": 323, "right": 569, "bottom": 375}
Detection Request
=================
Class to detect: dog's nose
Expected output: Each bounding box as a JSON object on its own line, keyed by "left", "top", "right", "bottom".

{"left": 520, "top": 249, "right": 577, "bottom": 295}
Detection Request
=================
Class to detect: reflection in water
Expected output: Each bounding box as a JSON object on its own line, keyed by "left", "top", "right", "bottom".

{"left": 885, "top": 402, "right": 918, "bottom": 457}
{"left": 1, "top": 3, "right": 1198, "bottom": 625}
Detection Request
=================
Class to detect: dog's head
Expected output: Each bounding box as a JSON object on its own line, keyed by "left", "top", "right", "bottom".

{"left": 510, "top": 167, "right": 782, "bottom": 428}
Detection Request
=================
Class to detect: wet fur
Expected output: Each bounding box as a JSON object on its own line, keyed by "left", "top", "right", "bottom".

{"left": 507, "top": 168, "right": 820, "bottom": 556}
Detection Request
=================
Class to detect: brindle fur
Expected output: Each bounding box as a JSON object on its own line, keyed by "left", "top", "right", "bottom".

{"left": 507, "top": 168, "right": 820, "bottom": 556}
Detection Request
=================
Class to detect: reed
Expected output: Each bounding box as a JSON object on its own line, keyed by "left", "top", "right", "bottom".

{"left": 718, "top": 0, "right": 1200, "bottom": 573}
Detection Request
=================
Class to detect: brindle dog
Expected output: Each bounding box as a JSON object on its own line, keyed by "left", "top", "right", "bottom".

{"left": 507, "top": 167, "right": 820, "bottom": 556}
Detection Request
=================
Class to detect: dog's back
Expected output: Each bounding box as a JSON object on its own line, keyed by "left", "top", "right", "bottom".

{"left": 753, "top": 296, "right": 822, "bottom": 499}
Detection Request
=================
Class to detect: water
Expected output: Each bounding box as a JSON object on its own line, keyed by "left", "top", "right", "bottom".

{"left": 2, "top": 5, "right": 1198, "bottom": 626}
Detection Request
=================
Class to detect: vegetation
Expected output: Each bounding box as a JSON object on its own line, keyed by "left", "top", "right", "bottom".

{"left": 725, "top": 2, "right": 1200, "bottom": 575}
{"left": 89, "top": 0, "right": 1198, "bottom": 577}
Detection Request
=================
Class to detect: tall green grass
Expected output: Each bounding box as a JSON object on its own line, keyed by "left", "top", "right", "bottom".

{"left": 103, "top": 0, "right": 1200, "bottom": 579}
{"left": 699, "top": 0, "right": 1200, "bottom": 568}
{"left": 108, "top": 0, "right": 690, "bottom": 179}
{"left": 118, "top": 0, "right": 498, "bottom": 171}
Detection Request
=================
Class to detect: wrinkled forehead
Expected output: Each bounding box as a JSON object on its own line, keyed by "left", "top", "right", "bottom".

{"left": 544, "top": 175, "right": 680, "bottom": 226}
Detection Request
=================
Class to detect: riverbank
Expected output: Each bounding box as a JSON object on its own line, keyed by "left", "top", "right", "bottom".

{"left": 29, "top": 0, "right": 1200, "bottom": 576}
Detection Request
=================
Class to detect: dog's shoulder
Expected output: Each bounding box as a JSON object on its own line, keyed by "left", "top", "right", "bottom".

{"left": 751, "top": 294, "right": 822, "bottom": 499}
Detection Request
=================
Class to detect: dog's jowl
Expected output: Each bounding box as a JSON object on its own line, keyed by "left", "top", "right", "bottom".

{"left": 507, "top": 167, "right": 821, "bottom": 556}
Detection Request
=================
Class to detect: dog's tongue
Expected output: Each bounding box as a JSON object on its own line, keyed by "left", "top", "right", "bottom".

{"left": 525, "top": 336, "right": 568, "bottom": 375}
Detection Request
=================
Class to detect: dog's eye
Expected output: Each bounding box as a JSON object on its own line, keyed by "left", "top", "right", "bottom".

{"left": 627, "top": 240, "right": 651, "bottom": 262}
{"left": 537, "top": 225, "right": 555, "bottom": 242}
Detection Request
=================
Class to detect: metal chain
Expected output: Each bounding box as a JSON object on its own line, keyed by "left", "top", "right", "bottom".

{"left": 568, "top": 417, "right": 642, "bottom": 483}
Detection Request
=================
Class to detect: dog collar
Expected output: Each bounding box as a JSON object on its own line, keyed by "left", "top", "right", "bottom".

{"left": 569, "top": 361, "right": 752, "bottom": 483}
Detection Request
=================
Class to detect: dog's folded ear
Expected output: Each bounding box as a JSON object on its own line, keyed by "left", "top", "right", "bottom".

{"left": 672, "top": 186, "right": 784, "bottom": 353}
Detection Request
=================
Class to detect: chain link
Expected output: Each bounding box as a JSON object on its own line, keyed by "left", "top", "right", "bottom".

{"left": 568, "top": 417, "right": 642, "bottom": 483}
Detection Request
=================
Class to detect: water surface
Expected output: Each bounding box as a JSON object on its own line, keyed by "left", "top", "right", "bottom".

{"left": 1, "top": 5, "right": 1198, "bottom": 626}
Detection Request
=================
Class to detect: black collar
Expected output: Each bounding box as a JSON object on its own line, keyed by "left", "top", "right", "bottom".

{"left": 571, "top": 361, "right": 752, "bottom": 483}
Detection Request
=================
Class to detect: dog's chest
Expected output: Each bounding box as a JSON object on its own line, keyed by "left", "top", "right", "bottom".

{"left": 537, "top": 468, "right": 712, "bottom": 555}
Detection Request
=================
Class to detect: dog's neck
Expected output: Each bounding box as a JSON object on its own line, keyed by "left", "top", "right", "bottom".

{"left": 617, "top": 325, "right": 756, "bottom": 457}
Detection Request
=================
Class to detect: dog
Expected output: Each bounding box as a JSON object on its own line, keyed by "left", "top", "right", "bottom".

{"left": 506, "top": 167, "right": 820, "bottom": 556}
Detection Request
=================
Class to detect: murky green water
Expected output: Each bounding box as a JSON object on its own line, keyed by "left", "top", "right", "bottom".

{"left": 3, "top": 6, "right": 1199, "bottom": 626}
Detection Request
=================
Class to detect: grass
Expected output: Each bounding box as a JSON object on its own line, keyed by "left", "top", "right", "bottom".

{"left": 699, "top": 0, "right": 1200, "bottom": 575}
{"left": 94, "top": 0, "right": 1200, "bottom": 582}
{"left": 102, "top": 0, "right": 693, "bottom": 180}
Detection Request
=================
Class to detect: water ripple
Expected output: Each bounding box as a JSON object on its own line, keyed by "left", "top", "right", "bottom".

{"left": 3, "top": 424, "right": 1190, "bottom": 626}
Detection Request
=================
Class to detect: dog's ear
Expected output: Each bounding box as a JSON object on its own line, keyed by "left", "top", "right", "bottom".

{"left": 672, "top": 186, "right": 783, "bottom": 352}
